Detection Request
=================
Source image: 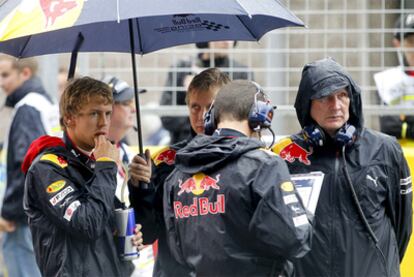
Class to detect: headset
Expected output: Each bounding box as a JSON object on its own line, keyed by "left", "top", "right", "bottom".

{"left": 302, "top": 123, "right": 356, "bottom": 147}
{"left": 204, "top": 82, "right": 275, "bottom": 135}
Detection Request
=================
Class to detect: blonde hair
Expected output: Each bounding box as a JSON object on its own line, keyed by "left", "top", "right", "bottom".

{"left": 59, "top": 76, "right": 113, "bottom": 129}
{"left": 0, "top": 54, "right": 38, "bottom": 75}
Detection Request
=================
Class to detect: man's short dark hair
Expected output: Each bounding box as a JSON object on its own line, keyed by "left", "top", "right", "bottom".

{"left": 214, "top": 80, "right": 265, "bottom": 124}
{"left": 185, "top": 68, "right": 231, "bottom": 104}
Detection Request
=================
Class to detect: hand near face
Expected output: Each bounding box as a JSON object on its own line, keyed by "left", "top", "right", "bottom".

{"left": 129, "top": 149, "right": 152, "bottom": 185}
{"left": 93, "top": 135, "right": 119, "bottom": 161}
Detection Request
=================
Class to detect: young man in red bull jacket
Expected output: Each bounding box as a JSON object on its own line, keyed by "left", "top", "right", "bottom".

{"left": 22, "top": 77, "right": 143, "bottom": 276}
{"left": 273, "top": 58, "right": 412, "bottom": 277}
{"left": 163, "top": 80, "right": 312, "bottom": 276}
{"left": 128, "top": 68, "right": 230, "bottom": 276}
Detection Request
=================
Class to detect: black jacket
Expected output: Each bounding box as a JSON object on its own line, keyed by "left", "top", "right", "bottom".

{"left": 1, "top": 77, "right": 52, "bottom": 222}
{"left": 129, "top": 138, "right": 193, "bottom": 277}
{"left": 160, "top": 56, "right": 253, "bottom": 144}
{"left": 163, "top": 130, "right": 312, "bottom": 276}
{"left": 23, "top": 134, "right": 133, "bottom": 276}
{"left": 274, "top": 58, "right": 412, "bottom": 277}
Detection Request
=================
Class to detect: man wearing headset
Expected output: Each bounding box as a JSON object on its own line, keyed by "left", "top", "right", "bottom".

{"left": 273, "top": 58, "right": 412, "bottom": 277}
{"left": 162, "top": 80, "right": 312, "bottom": 276}
{"left": 160, "top": 41, "right": 253, "bottom": 144}
{"left": 128, "top": 68, "right": 231, "bottom": 276}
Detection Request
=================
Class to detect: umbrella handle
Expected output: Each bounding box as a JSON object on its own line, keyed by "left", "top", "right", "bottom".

{"left": 138, "top": 153, "right": 150, "bottom": 190}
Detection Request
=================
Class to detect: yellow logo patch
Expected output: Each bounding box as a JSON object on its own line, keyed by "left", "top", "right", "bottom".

{"left": 40, "top": 154, "right": 68, "bottom": 168}
{"left": 46, "top": 180, "right": 66, "bottom": 194}
{"left": 280, "top": 181, "right": 294, "bottom": 192}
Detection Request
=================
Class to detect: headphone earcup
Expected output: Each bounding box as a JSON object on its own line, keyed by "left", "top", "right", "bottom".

{"left": 203, "top": 106, "right": 216, "bottom": 135}
{"left": 248, "top": 100, "right": 274, "bottom": 130}
{"left": 303, "top": 125, "right": 325, "bottom": 147}
{"left": 335, "top": 124, "right": 356, "bottom": 146}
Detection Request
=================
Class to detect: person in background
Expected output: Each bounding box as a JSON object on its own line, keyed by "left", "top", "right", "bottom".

{"left": 105, "top": 76, "right": 156, "bottom": 276}
{"left": 0, "top": 54, "right": 60, "bottom": 277}
{"left": 163, "top": 80, "right": 312, "bottom": 276}
{"left": 274, "top": 58, "right": 412, "bottom": 277}
{"left": 375, "top": 13, "right": 414, "bottom": 139}
{"left": 128, "top": 68, "right": 231, "bottom": 276}
{"left": 22, "top": 77, "right": 144, "bottom": 276}
{"left": 160, "top": 41, "right": 253, "bottom": 144}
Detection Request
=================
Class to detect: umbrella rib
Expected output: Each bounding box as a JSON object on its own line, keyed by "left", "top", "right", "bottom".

{"left": 236, "top": 15, "right": 256, "bottom": 40}
{"left": 135, "top": 18, "right": 143, "bottom": 54}
{"left": 18, "top": 35, "right": 32, "bottom": 58}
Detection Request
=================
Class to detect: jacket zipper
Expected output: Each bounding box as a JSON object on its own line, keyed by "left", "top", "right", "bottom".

{"left": 331, "top": 150, "right": 340, "bottom": 276}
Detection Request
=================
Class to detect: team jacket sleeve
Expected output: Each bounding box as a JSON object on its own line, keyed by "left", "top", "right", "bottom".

{"left": 129, "top": 162, "right": 174, "bottom": 244}
{"left": 1, "top": 106, "right": 46, "bottom": 221}
{"left": 248, "top": 156, "right": 312, "bottom": 259}
{"left": 25, "top": 159, "right": 117, "bottom": 240}
{"left": 390, "top": 142, "right": 412, "bottom": 260}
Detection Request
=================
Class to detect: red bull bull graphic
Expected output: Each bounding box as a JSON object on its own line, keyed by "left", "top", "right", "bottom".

{"left": 153, "top": 147, "right": 176, "bottom": 166}
{"left": 279, "top": 142, "right": 312, "bottom": 165}
{"left": 0, "top": 0, "right": 84, "bottom": 41}
{"left": 174, "top": 173, "right": 225, "bottom": 219}
{"left": 40, "top": 0, "right": 78, "bottom": 28}
{"left": 177, "top": 173, "right": 220, "bottom": 195}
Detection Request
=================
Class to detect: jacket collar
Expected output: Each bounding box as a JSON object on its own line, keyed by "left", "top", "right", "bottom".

{"left": 5, "top": 77, "right": 48, "bottom": 108}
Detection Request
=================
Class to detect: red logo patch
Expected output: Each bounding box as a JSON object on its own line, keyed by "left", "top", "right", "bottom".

{"left": 279, "top": 143, "right": 312, "bottom": 165}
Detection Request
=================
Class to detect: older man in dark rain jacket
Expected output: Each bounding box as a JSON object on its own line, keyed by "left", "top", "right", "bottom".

{"left": 273, "top": 58, "right": 412, "bottom": 277}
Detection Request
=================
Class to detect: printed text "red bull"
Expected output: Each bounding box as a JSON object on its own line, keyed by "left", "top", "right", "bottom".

{"left": 174, "top": 195, "right": 225, "bottom": 219}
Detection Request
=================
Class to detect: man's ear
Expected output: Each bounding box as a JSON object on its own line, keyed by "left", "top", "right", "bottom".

{"left": 20, "top": 67, "right": 33, "bottom": 81}
{"left": 65, "top": 116, "right": 75, "bottom": 128}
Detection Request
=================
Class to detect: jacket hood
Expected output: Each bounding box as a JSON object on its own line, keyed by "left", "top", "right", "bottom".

{"left": 22, "top": 135, "right": 65, "bottom": 174}
{"left": 175, "top": 134, "right": 263, "bottom": 174}
{"left": 294, "top": 58, "right": 363, "bottom": 132}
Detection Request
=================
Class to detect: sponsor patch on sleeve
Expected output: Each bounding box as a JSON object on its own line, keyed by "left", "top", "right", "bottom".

{"left": 283, "top": 194, "right": 298, "bottom": 205}
{"left": 49, "top": 186, "right": 74, "bottom": 206}
{"left": 40, "top": 154, "right": 68, "bottom": 168}
{"left": 152, "top": 147, "right": 176, "bottom": 166}
{"left": 64, "top": 200, "right": 81, "bottom": 221}
{"left": 292, "top": 214, "right": 309, "bottom": 227}
{"left": 280, "top": 181, "right": 294, "bottom": 192}
{"left": 46, "top": 180, "right": 66, "bottom": 193}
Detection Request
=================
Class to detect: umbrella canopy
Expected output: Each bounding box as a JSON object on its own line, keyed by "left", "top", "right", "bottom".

{"left": 0, "top": 0, "right": 304, "bottom": 57}
{"left": 0, "top": 0, "right": 305, "bottom": 159}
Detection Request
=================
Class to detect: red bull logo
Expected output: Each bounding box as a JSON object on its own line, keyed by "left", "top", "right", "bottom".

{"left": 177, "top": 173, "right": 220, "bottom": 195}
{"left": 40, "top": 0, "right": 79, "bottom": 28}
{"left": 174, "top": 173, "right": 224, "bottom": 219}
{"left": 153, "top": 148, "right": 176, "bottom": 166}
{"left": 279, "top": 142, "right": 312, "bottom": 165}
{"left": 174, "top": 195, "right": 225, "bottom": 219}
{"left": 0, "top": 0, "right": 84, "bottom": 41}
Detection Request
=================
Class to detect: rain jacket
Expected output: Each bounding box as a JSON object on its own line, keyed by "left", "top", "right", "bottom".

{"left": 1, "top": 77, "right": 60, "bottom": 223}
{"left": 163, "top": 129, "right": 312, "bottom": 277}
{"left": 129, "top": 138, "right": 193, "bottom": 276}
{"left": 23, "top": 133, "right": 134, "bottom": 276}
{"left": 273, "top": 58, "right": 412, "bottom": 277}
